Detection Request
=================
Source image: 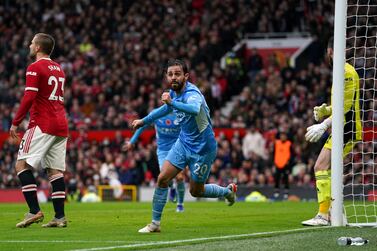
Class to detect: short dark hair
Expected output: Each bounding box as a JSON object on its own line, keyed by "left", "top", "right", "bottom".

{"left": 35, "top": 33, "right": 55, "bottom": 55}
{"left": 166, "top": 59, "right": 189, "bottom": 74}
{"left": 327, "top": 36, "right": 334, "bottom": 49}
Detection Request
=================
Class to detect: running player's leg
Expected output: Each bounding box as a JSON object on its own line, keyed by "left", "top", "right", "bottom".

{"left": 157, "top": 149, "right": 176, "bottom": 202}
{"left": 175, "top": 171, "right": 185, "bottom": 212}
{"left": 139, "top": 160, "right": 181, "bottom": 233}
{"left": 139, "top": 143, "right": 185, "bottom": 233}
{"left": 188, "top": 150, "right": 237, "bottom": 206}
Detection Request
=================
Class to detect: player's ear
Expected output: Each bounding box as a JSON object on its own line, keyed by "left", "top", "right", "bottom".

{"left": 184, "top": 72, "right": 189, "bottom": 80}
{"left": 35, "top": 44, "right": 41, "bottom": 53}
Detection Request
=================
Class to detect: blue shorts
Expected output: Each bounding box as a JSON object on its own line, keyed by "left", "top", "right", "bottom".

{"left": 166, "top": 139, "right": 217, "bottom": 183}
{"left": 157, "top": 149, "right": 170, "bottom": 170}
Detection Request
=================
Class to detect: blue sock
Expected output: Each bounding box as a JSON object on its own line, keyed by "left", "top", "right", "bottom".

{"left": 176, "top": 181, "right": 185, "bottom": 205}
{"left": 203, "top": 184, "right": 230, "bottom": 198}
{"left": 152, "top": 187, "right": 168, "bottom": 222}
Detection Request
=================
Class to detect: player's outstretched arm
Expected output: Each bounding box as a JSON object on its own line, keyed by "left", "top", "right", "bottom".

{"left": 122, "top": 141, "right": 134, "bottom": 152}
{"left": 130, "top": 125, "right": 149, "bottom": 144}
{"left": 122, "top": 125, "right": 149, "bottom": 152}
{"left": 142, "top": 104, "right": 171, "bottom": 125}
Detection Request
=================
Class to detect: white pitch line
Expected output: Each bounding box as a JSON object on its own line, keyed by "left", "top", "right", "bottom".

{"left": 0, "top": 240, "right": 141, "bottom": 244}
{"left": 68, "top": 226, "right": 330, "bottom": 251}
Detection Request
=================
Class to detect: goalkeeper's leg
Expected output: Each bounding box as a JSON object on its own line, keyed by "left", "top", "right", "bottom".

{"left": 302, "top": 148, "right": 331, "bottom": 226}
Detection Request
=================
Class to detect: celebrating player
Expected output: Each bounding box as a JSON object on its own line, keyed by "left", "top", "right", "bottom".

{"left": 132, "top": 59, "right": 237, "bottom": 233}
{"left": 123, "top": 112, "right": 186, "bottom": 212}
{"left": 10, "top": 33, "right": 69, "bottom": 228}
{"left": 302, "top": 37, "right": 362, "bottom": 226}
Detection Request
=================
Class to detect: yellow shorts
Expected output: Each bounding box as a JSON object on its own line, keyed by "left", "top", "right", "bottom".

{"left": 324, "top": 135, "right": 356, "bottom": 157}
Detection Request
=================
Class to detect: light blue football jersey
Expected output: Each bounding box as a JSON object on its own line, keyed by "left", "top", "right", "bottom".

{"left": 143, "top": 81, "right": 217, "bottom": 154}
{"left": 169, "top": 82, "right": 217, "bottom": 154}
{"left": 154, "top": 113, "right": 180, "bottom": 151}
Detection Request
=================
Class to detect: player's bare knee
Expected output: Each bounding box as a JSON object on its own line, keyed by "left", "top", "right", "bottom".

{"left": 46, "top": 168, "right": 63, "bottom": 178}
{"left": 314, "top": 164, "right": 330, "bottom": 172}
{"left": 314, "top": 148, "right": 331, "bottom": 172}
{"left": 15, "top": 160, "right": 28, "bottom": 174}
{"left": 314, "top": 160, "right": 330, "bottom": 172}
{"left": 157, "top": 174, "right": 170, "bottom": 188}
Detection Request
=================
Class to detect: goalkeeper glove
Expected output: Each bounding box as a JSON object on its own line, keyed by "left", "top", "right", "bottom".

{"left": 305, "top": 118, "right": 332, "bottom": 143}
{"left": 313, "top": 103, "right": 332, "bottom": 122}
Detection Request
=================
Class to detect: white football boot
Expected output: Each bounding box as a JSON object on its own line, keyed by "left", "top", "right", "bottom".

{"left": 302, "top": 214, "right": 330, "bottom": 226}
{"left": 138, "top": 222, "right": 161, "bottom": 233}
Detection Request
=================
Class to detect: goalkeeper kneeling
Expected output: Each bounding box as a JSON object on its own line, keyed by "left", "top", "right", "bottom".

{"left": 302, "top": 36, "right": 362, "bottom": 226}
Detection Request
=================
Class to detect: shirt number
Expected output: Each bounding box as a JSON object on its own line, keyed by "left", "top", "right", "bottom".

{"left": 193, "top": 163, "right": 208, "bottom": 179}
{"left": 48, "top": 76, "right": 65, "bottom": 101}
{"left": 19, "top": 139, "right": 25, "bottom": 150}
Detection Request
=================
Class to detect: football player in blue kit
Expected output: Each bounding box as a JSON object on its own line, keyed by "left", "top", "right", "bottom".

{"left": 132, "top": 59, "right": 237, "bottom": 233}
{"left": 123, "top": 112, "right": 186, "bottom": 212}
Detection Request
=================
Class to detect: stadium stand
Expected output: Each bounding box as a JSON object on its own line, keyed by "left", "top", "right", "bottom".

{"left": 0, "top": 1, "right": 344, "bottom": 197}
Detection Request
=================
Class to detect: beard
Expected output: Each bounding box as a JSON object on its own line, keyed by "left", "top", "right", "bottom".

{"left": 171, "top": 80, "right": 184, "bottom": 92}
{"left": 29, "top": 50, "right": 36, "bottom": 60}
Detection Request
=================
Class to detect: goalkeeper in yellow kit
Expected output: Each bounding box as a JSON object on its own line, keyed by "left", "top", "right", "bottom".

{"left": 302, "top": 37, "right": 362, "bottom": 226}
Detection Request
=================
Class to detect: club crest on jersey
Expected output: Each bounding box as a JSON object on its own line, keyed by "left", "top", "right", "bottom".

{"left": 175, "top": 111, "right": 185, "bottom": 123}
{"left": 165, "top": 119, "right": 171, "bottom": 125}
{"left": 48, "top": 65, "right": 61, "bottom": 71}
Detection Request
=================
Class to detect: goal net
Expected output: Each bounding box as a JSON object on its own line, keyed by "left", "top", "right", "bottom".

{"left": 343, "top": 0, "right": 377, "bottom": 227}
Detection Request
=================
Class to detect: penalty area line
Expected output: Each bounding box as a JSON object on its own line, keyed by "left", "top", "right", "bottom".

{"left": 68, "top": 226, "right": 330, "bottom": 251}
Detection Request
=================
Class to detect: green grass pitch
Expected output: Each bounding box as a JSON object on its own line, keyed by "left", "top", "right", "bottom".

{"left": 0, "top": 201, "right": 376, "bottom": 251}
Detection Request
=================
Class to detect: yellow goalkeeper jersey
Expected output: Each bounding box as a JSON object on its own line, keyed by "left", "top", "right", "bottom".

{"left": 330, "top": 62, "right": 362, "bottom": 143}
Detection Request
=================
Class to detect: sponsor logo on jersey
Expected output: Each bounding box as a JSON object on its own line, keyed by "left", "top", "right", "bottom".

{"left": 26, "top": 71, "right": 37, "bottom": 76}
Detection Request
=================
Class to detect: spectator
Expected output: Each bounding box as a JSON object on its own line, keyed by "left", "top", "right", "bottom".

{"left": 1, "top": 0, "right": 367, "bottom": 192}
{"left": 273, "top": 132, "right": 294, "bottom": 200}
{"left": 242, "top": 126, "right": 267, "bottom": 160}
{"left": 247, "top": 48, "right": 263, "bottom": 83}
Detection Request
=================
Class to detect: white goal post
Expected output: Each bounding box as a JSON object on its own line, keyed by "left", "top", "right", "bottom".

{"left": 331, "top": 0, "right": 377, "bottom": 227}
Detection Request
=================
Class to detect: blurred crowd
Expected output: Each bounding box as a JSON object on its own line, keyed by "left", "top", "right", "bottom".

{"left": 0, "top": 0, "right": 375, "bottom": 194}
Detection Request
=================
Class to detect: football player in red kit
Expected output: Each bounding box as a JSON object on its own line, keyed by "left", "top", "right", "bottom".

{"left": 10, "top": 33, "right": 69, "bottom": 228}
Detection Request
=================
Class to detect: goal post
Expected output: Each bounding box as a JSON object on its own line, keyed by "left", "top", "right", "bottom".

{"left": 332, "top": 0, "right": 377, "bottom": 227}
{"left": 331, "top": 0, "right": 347, "bottom": 227}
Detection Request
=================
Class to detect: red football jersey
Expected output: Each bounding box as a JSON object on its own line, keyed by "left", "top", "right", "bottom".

{"left": 13, "top": 58, "right": 68, "bottom": 137}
